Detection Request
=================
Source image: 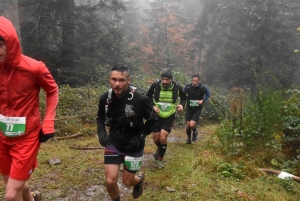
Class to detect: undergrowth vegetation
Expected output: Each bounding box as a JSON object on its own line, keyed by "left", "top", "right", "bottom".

{"left": 216, "top": 88, "right": 300, "bottom": 174}
{"left": 40, "top": 84, "right": 106, "bottom": 137}
{"left": 1, "top": 83, "right": 300, "bottom": 200}
{"left": 40, "top": 82, "right": 300, "bottom": 176}
{"left": 27, "top": 79, "right": 300, "bottom": 200}
{"left": 2, "top": 125, "right": 300, "bottom": 200}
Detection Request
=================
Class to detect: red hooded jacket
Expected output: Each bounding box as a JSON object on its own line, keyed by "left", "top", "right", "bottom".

{"left": 0, "top": 16, "right": 58, "bottom": 143}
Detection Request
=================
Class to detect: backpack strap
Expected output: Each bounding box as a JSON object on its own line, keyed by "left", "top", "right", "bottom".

{"left": 107, "top": 88, "right": 113, "bottom": 102}
{"left": 171, "top": 81, "right": 178, "bottom": 104}
{"left": 105, "top": 89, "right": 113, "bottom": 126}
{"left": 154, "top": 80, "right": 178, "bottom": 104}
{"left": 107, "top": 86, "right": 136, "bottom": 102}
{"left": 106, "top": 86, "right": 136, "bottom": 107}
{"left": 128, "top": 85, "right": 136, "bottom": 100}
{"left": 154, "top": 80, "right": 161, "bottom": 103}
{"left": 105, "top": 87, "right": 137, "bottom": 125}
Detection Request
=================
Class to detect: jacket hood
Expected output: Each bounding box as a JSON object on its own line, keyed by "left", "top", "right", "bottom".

{"left": 0, "top": 16, "right": 22, "bottom": 66}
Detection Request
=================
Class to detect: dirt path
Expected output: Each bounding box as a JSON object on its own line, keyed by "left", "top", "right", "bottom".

{"left": 0, "top": 127, "right": 211, "bottom": 201}
{"left": 47, "top": 129, "right": 207, "bottom": 201}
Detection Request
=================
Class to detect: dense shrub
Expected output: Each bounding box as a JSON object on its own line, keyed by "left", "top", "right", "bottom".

{"left": 201, "top": 87, "right": 228, "bottom": 124}
{"left": 281, "top": 89, "right": 300, "bottom": 158}
{"left": 40, "top": 84, "right": 107, "bottom": 136}
{"left": 216, "top": 88, "right": 300, "bottom": 172}
{"left": 216, "top": 90, "right": 284, "bottom": 155}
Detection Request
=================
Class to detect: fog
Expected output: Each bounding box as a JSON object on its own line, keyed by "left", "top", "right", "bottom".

{"left": 0, "top": 0, "right": 299, "bottom": 89}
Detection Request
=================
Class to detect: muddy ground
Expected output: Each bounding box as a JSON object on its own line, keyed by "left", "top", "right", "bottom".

{"left": 49, "top": 133, "right": 188, "bottom": 201}
{"left": 0, "top": 131, "right": 206, "bottom": 201}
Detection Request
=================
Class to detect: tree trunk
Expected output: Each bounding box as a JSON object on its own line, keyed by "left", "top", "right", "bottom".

{"left": 0, "top": 0, "right": 22, "bottom": 45}
{"left": 54, "top": 0, "right": 75, "bottom": 85}
{"left": 60, "top": 0, "right": 75, "bottom": 59}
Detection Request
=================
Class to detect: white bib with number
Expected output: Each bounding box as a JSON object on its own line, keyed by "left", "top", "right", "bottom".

{"left": 0, "top": 114, "right": 26, "bottom": 137}
{"left": 124, "top": 156, "right": 143, "bottom": 171}
{"left": 189, "top": 100, "right": 199, "bottom": 106}
{"left": 157, "top": 102, "right": 171, "bottom": 111}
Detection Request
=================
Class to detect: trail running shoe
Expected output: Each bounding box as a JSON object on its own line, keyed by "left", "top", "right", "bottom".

{"left": 155, "top": 159, "right": 165, "bottom": 169}
{"left": 192, "top": 130, "right": 198, "bottom": 142}
{"left": 132, "top": 172, "right": 145, "bottom": 199}
{"left": 153, "top": 149, "right": 159, "bottom": 160}
{"left": 186, "top": 138, "right": 192, "bottom": 144}
{"left": 31, "top": 191, "right": 41, "bottom": 201}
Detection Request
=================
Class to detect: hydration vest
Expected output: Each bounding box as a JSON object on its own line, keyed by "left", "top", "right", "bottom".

{"left": 153, "top": 80, "right": 180, "bottom": 118}
{"left": 105, "top": 86, "right": 137, "bottom": 126}
{"left": 153, "top": 80, "right": 179, "bottom": 104}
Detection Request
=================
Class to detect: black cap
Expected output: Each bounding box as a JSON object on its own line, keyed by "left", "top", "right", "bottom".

{"left": 161, "top": 68, "right": 173, "bottom": 79}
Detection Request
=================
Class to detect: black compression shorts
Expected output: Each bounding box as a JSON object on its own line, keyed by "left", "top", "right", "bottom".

{"left": 152, "top": 113, "right": 175, "bottom": 133}
{"left": 104, "top": 145, "right": 143, "bottom": 173}
{"left": 185, "top": 108, "right": 202, "bottom": 122}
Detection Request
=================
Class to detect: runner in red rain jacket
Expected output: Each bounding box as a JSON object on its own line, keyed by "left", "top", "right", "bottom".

{"left": 0, "top": 16, "right": 58, "bottom": 201}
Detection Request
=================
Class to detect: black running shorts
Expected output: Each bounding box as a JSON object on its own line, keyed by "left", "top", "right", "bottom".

{"left": 185, "top": 108, "right": 202, "bottom": 122}
{"left": 104, "top": 145, "right": 143, "bottom": 173}
{"left": 152, "top": 113, "right": 175, "bottom": 133}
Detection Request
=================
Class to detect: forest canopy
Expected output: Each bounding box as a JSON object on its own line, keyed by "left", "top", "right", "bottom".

{"left": 1, "top": 0, "right": 299, "bottom": 90}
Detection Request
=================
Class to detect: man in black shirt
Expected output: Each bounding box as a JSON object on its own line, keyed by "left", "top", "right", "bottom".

{"left": 96, "top": 64, "right": 158, "bottom": 201}
{"left": 183, "top": 74, "right": 210, "bottom": 144}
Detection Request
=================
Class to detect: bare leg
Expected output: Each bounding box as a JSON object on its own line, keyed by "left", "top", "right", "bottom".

{"left": 159, "top": 129, "right": 168, "bottom": 145}
{"left": 152, "top": 132, "right": 160, "bottom": 145}
{"left": 122, "top": 169, "right": 140, "bottom": 187}
{"left": 3, "top": 176, "right": 33, "bottom": 201}
{"left": 104, "top": 164, "right": 121, "bottom": 200}
{"left": 189, "top": 120, "right": 197, "bottom": 130}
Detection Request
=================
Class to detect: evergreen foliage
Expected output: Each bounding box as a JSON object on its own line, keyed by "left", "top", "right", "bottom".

{"left": 197, "top": 0, "right": 300, "bottom": 89}
{"left": 17, "top": 0, "right": 127, "bottom": 86}
{"left": 2, "top": 0, "right": 300, "bottom": 175}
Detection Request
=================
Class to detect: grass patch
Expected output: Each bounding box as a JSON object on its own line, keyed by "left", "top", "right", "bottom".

{"left": 1, "top": 124, "right": 300, "bottom": 200}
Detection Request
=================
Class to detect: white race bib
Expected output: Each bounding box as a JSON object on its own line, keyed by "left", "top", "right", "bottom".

{"left": 124, "top": 156, "right": 143, "bottom": 171}
{"left": 0, "top": 114, "right": 26, "bottom": 137}
{"left": 189, "top": 100, "right": 199, "bottom": 106}
{"left": 157, "top": 102, "right": 171, "bottom": 111}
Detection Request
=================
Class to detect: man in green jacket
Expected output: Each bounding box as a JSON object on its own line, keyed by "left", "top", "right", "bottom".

{"left": 146, "top": 68, "right": 187, "bottom": 169}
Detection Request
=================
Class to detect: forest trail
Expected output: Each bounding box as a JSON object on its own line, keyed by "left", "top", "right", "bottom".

{"left": 0, "top": 125, "right": 217, "bottom": 201}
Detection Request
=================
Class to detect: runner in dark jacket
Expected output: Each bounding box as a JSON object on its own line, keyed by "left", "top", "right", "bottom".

{"left": 96, "top": 63, "right": 158, "bottom": 201}
{"left": 183, "top": 74, "right": 210, "bottom": 144}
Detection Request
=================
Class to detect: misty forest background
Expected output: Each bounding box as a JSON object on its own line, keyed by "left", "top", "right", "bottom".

{"left": 1, "top": 0, "right": 300, "bottom": 175}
